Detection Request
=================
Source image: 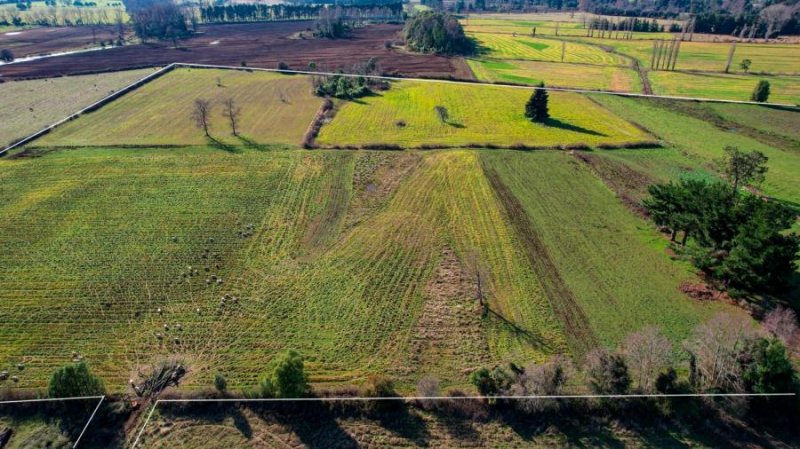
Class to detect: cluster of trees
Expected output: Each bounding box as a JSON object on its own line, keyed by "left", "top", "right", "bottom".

{"left": 404, "top": 11, "right": 474, "bottom": 55}
{"left": 644, "top": 147, "right": 798, "bottom": 293}
{"left": 470, "top": 310, "right": 797, "bottom": 407}
{"left": 692, "top": 6, "right": 800, "bottom": 38}
{"left": 123, "top": 0, "right": 191, "bottom": 43}
{"left": 311, "top": 57, "right": 387, "bottom": 99}
{"left": 198, "top": 3, "right": 402, "bottom": 26}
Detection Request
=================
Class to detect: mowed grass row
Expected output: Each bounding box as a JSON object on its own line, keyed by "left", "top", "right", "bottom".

{"left": 467, "top": 58, "right": 642, "bottom": 92}
{"left": 38, "top": 68, "right": 323, "bottom": 147}
{"left": 0, "top": 68, "right": 156, "bottom": 147}
{"left": 463, "top": 18, "right": 677, "bottom": 40}
{"left": 469, "top": 33, "right": 629, "bottom": 66}
{"left": 592, "top": 95, "right": 800, "bottom": 206}
{"left": 317, "top": 81, "right": 651, "bottom": 148}
{"left": 480, "top": 151, "right": 735, "bottom": 349}
{"left": 648, "top": 71, "right": 800, "bottom": 104}
{"left": 0, "top": 148, "right": 568, "bottom": 392}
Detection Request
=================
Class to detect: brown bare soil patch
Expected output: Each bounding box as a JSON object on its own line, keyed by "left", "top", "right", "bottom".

{"left": 0, "top": 25, "right": 120, "bottom": 58}
{"left": 400, "top": 247, "right": 491, "bottom": 382}
{"left": 481, "top": 161, "right": 598, "bottom": 356}
{"left": 0, "top": 22, "right": 473, "bottom": 80}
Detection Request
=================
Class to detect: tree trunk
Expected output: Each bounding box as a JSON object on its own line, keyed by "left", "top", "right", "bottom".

{"left": 681, "top": 230, "right": 689, "bottom": 246}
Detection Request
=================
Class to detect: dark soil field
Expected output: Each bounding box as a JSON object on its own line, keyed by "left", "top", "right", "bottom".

{"left": 0, "top": 22, "right": 472, "bottom": 80}
{"left": 0, "top": 25, "right": 119, "bottom": 58}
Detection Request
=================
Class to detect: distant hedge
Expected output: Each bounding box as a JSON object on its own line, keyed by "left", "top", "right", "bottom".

{"left": 404, "top": 11, "right": 474, "bottom": 55}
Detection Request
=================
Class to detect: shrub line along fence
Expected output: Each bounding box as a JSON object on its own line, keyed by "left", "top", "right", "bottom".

{"left": 2, "top": 61, "right": 797, "bottom": 156}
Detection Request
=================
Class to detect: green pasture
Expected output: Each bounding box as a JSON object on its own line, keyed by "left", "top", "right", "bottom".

{"left": 648, "top": 71, "right": 800, "bottom": 104}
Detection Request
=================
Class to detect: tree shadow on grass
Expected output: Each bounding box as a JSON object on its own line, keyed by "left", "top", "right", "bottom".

{"left": 249, "top": 402, "right": 359, "bottom": 449}
{"left": 236, "top": 135, "right": 272, "bottom": 151}
{"left": 207, "top": 136, "right": 242, "bottom": 153}
{"left": 484, "top": 305, "right": 557, "bottom": 354}
{"left": 545, "top": 118, "right": 606, "bottom": 136}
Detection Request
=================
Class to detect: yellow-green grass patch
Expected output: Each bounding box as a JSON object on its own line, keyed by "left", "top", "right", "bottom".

{"left": 317, "top": 81, "right": 650, "bottom": 148}
{"left": 469, "top": 32, "right": 628, "bottom": 65}
{"left": 467, "top": 58, "right": 642, "bottom": 92}
{"left": 648, "top": 71, "right": 800, "bottom": 104}
{"left": 0, "top": 68, "right": 156, "bottom": 147}
{"left": 0, "top": 147, "right": 565, "bottom": 392}
{"left": 38, "top": 68, "right": 324, "bottom": 147}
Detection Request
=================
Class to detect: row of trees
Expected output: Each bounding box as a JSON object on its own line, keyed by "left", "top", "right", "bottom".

{"left": 469, "top": 310, "right": 796, "bottom": 407}
{"left": 198, "top": 3, "right": 402, "bottom": 26}
{"left": 644, "top": 147, "right": 797, "bottom": 293}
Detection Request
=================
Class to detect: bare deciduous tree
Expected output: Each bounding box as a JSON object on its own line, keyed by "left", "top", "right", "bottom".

{"left": 622, "top": 326, "right": 672, "bottom": 392}
{"left": 684, "top": 312, "right": 759, "bottom": 392}
{"left": 416, "top": 375, "right": 440, "bottom": 410}
{"left": 511, "top": 355, "right": 571, "bottom": 413}
{"left": 222, "top": 98, "right": 241, "bottom": 136}
{"left": 763, "top": 306, "right": 798, "bottom": 348}
{"left": 192, "top": 99, "right": 212, "bottom": 137}
{"left": 760, "top": 4, "right": 794, "bottom": 40}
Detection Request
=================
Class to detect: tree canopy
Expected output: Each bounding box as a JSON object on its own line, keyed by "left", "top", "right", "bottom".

{"left": 48, "top": 362, "right": 105, "bottom": 398}
{"left": 404, "top": 11, "right": 474, "bottom": 55}
{"left": 260, "top": 349, "right": 309, "bottom": 398}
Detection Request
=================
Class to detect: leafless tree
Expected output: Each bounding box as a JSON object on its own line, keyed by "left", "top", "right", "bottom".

{"left": 416, "top": 375, "right": 440, "bottom": 409}
{"left": 192, "top": 99, "right": 212, "bottom": 137}
{"left": 222, "top": 98, "right": 241, "bottom": 136}
{"left": 763, "top": 306, "right": 798, "bottom": 349}
{"left": 683, "top": 312, "right": 759, "bottom": 392}
{"left": 622, "top": 326, "right": 672, "bottom": 392}
{"left": 511, "top": 355, "right": 571, "bottom": 413}
{"left": 760, "top": 4, "right": 794, "bottom": 40}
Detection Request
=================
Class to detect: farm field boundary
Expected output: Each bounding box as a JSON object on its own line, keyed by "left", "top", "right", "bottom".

{"left": 4, "top": 61, "right": 797, "bottom": 156}
{"left": 131, "top": 393, "right": 796, "bottom": 448}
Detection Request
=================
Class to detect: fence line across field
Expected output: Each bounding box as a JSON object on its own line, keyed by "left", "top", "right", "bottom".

{"left": 3, "top": 61, "right": 798, "bottom": 156}
{"left": 131, "top": 391, "right": 795, "bottom": 448}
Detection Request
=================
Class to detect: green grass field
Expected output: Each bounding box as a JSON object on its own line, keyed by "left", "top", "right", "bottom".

{"left": 38, "top": 68, "right": 324, "bottom": 148}
{"left": 649, "top": 71, "right": 800, "bottom": 104}
{"left": 480, "top": 151, "right": 734, "bottom": 349}
{"left": 316, "top": 81, "right": 651, "bottom": 148}
{"left": 467, "top": 58, "right": 642, "bottom": 92}
{"left": 592, "top": 95, "right": 800, "bottom": 207}
{"left": 706, "top": 103, "right": 800, "bottom": 141}
{"left": 0, "top": 68, "right": 156, "bottom": 148}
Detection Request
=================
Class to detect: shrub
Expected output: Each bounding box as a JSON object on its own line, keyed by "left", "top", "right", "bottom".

{"left": 416, "top": 375, "right": 440, "bottom": 409}
{"left": 48, "top": 362, "right": 105, "bottom": 398}
{"left": 277, "top": 61, "right": 289, "bottom": 71}
{"left": 511, "top": 355, "right": 571, "bottom": 413}
{"left": 751, "top": 80, "right": 770, "bottom": 103}
{"left": 0, "top": 49, "right": 14, "bottom": 62}
{"left": 261, "top": 349, "right": 309, "bottom": 398}
{"left": 469, "top": 366, "right": 512, "bottom": 396}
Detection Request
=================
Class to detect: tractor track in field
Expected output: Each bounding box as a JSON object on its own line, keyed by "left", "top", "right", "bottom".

{"left": 480, "top": 158, "right": 598, "bottom": 357}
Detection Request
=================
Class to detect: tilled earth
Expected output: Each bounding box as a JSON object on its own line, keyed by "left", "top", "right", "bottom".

{"left": 0, "top": 22, "right": 473, "bottom": 80}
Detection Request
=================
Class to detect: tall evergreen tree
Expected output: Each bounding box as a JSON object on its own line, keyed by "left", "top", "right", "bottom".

{"left": 525, "top": 82, "right": 549, "bottom": 123}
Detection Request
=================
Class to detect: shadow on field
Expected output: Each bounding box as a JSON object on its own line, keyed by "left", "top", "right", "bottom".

{"left": 545, "top": 118, "right": 606, "bottom": 136}
{"left": 207, "top": 136, "right": 242, "bottom": 153}
{"left": 249, "top": 402, "right": 359, "bottom": 448}
{"left": 236, "top": 135, "right": 271, "bottom": 151}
